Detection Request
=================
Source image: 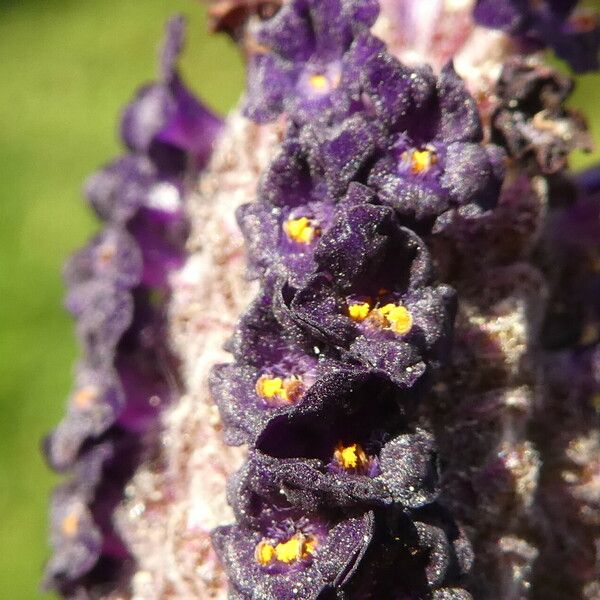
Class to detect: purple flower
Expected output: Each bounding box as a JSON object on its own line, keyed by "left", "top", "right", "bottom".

{"left": 237, "top": 193, "right": 337, "bottom": 284}
{"left": 64, "top": 226, "right": 143, "bottom": 290}
{"left": 44, "top": 364, "right": 124, "bottom": 472}
{"left": 213, "top": 507, "right": 374, "bottom": 600}
{"left": 65, "top": 280, "right": 135, "bottom": 366}
{"left": 121, "top": 15, "right": 223, "bottom": 171}
{"left": 44, "top": 436, "right": 140, "bottom": 596}
{"left": 238, "top": 180, "right": 377, "bottom": 284}
{"left": 245, "top": 368, "right": 438, "bottom": 508}
{"left": 342, "top": 508, "right": 474, "bottom": 599}
{"left": 295, "top": 59, "right": 505, "bottom": 230}
{"left": 210, "top": 281, "right": 349, "bottom": 445}
{"left": 85, "top": 157, "right": 190, "bottom": 288}
{"left": 277, "top": 201, "right": 454, "bottom": 386}
{"left": 491, "top": 57, "right": 592, "bottom": 174}
{"left": 363, "top": 63, "right": 505, "bottom": 230}
{"left": 473, "top": 0, "right": 600, "bottom": 73}
{"left": 216, "top": 454, "right": 375, "bottom": 598}
{"left": 85, "top": 16, "right": 222, "bottom": 288}
{"left": 244, "top": 0, "right": 382, "bottom": 123}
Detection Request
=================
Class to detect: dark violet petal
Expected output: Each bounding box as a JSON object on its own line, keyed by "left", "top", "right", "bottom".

{"left": 244, "top": 54, "right": 296, "bottom": 123}
{"left": 279, "top": 273, "right": 357, "bottom": 347}
{"left": 305, "top": 114, "right": 379, "bottom": 197}
{"left": 347, "top": 0, "right": 380, "bottom": 28}
{"left": 258, "top": 135, "right": 315, "bottom": 208}
{"left": 210, "top": 363, "right": 276, "bottom": 446}
{"left": 340, "top": 30, "right": 387, "bottom": 94}
{"left": 316, "top": 511, "right": 374, "bottom": 587}
{"left": 348, "top": 337, "right": 427, "bottom": 388}
{"left": 65, "top": 281, "right": 134, "bottom": 364}
{"left": 63, "top": 227, "right": 143, "bottom": 291}
{"left": 311, "top": 0, "right": 352, "bottom": 59}
{"left": 121, "top": 16, "right": 223, "bottom": 167}
{"left": 211, "top": 523, "right": 328, "bottom": 600}
{"left": 44, "top": 364, "right": 124, "bottom": 471}
{"left": 440, "top": 142, "right": 505, "bottom": 211}
{"left": 154, "top": 76, "right": 223, "bottom": 167}
{"left": 436, "top": 63, "right": 483, "bottom": 144}
{"left": 115, "top": 351, "right": 172, "bottom": 432}
{"left": 360, "top": 50, "right": 422, "bottom": 130}
{"left": 256, "top": 0, "right": 315, "bottom": 64}
{"left": 85, "top": 155, "right": 157, "bottom": 224}
{"left": 378, "top": 429, "right": 440, "bottom": 508}
{"left": 236, "top": 201, "right": 280, "bottom": 279}
{"left": 227, "top": 278, "right": 320, "bottom": 365}
{"left": 313, "top": 202, "right": 392, "bottom": 289}
{"left": 473, "top": 0, "right": 525, "bottom": 34}
{"left": 44, "top": 486, "right": 103, "bottom": 591}
{"left": 315, "top": 201, "right": 433, "bottom": 291}
{"left": 121, "top": 84, "right": 173, "bottom": 155}
{"left": 160, "top": 14, "right": 185, "bottom": 83}
{"left": 413, "top": 521, "right": 452, "bottom": 587}
{"left": 127, "top": 207, "right": 187, "bottom": 288}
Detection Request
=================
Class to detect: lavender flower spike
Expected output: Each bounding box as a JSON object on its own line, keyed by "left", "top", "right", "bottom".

{"left": 46, "top": 1, "right": 600, "bottom": 599}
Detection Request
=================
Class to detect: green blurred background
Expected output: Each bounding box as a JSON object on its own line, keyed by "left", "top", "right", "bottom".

{"left": 0, "top": 2, "right": 598, "bottom": 598}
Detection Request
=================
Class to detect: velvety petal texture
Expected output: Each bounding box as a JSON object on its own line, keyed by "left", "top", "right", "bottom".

{"left": 44, "top": 15, "right": 222, "bottom": 597}
{"left": 244, "top": 0, "right": 382, "bottom": 123}
{"left": 213, "top": 37, "right": 475, "bottom": 593}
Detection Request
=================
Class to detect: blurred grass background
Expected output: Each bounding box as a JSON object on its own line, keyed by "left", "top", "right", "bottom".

{"left": 0, "top": 1, "right": 598, "bottom": 598}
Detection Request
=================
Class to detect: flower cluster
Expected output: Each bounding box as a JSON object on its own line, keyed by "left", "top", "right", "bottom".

{"left": 43, "top": 0, "right": 600, "bottom": 596}
{"left": 43, "top": 17, "right": 222, "bottom": 597}
{"left": 473, "top": 0, "right": 600, "bottom": 73}
{"left": 209, "top": 0, "right": 512, "bottom": 596}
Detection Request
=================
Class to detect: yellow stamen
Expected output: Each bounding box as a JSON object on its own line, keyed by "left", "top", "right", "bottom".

{"left": 375, "top": 303, "right": 413, "bottom": 335}
{"left": 61, "top": 512, "right": 80, "bottom": 538}
{"left": 283, "top": 216, "right": 319, "bottom": 244}
{"left": 333, "top": 442, "right": 369, "bottom": 471}
{"left": 274, "top": 536, "right": 304, "bottom": 563}
{"left": 348, "top": 302, "right": 371, "bottom": 322}
{"left": 405, "top": 149, "right": 437, "bottom": 175}
{"left": 255, "top": 374, "right": 303, "bottom": 404}
{"left": 255, "top": 534, "right": 316, "bottom": 566}
{"left": 309, "top": 74, "right": 329, "bottom": 91}
{"left": 304, "top": 537, "right": 317, "bottom": 555}
{"left": 255, "top": 541, "right": 276, "bottom": 566}
{"left": 72, "top": 386, "right": 99, "bottom": 410}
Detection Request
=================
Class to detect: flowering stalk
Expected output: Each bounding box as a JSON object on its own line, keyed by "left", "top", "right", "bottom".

{"left": 44, "top": 1, "right": 600, "bottom": 599}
